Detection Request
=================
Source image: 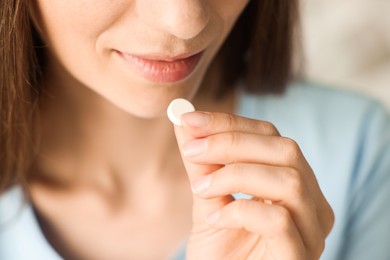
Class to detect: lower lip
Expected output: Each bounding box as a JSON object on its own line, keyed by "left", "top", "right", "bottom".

{"left": 118, "top": 51, "right": 203, "bottom": 83}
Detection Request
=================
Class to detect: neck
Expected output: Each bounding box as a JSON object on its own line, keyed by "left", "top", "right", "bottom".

{"left": 31, "top": 72, "right": 184, "bottom": 195}
{"left": 29, "top": 64, "right": 236, "bottom": 199}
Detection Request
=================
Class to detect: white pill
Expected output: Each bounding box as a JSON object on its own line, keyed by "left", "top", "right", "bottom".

{"left": 167, "top": 98, "right": 195, "bottom": 126}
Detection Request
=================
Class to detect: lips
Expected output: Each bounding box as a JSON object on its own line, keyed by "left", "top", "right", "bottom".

{"left": 118, "top": 51, "right": 203, "bottom": 83}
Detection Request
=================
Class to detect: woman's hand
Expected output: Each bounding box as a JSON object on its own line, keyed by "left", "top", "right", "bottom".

{"left": 174, "top": 111, "right": 334, "bottom": 260}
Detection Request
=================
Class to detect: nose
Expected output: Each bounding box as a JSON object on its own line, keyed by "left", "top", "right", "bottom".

{"left": 137, "top": 0, "right": 209, "bottom": 40}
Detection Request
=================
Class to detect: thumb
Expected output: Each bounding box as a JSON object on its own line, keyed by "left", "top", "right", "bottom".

{"left": 174, "top": 123, "right": 234, "bottom": 224}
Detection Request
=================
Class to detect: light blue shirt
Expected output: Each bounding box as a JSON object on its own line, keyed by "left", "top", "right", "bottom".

{"left": 1, "top": 82, "right": 390, "bottom": 259}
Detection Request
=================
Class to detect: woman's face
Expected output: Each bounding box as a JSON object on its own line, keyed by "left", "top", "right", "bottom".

{"left": 34, "top": 0, "right": 249, "bottom": 117}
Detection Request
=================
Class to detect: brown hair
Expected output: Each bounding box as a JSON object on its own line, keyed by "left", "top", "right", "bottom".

{"left": 0, "top": 0, "right": 41, "bottom": 193}
{"left": 0, "top": 0, "right": 299, "bottom": 193}
{"left": 212, "top": 0, "right": 300, "bottom": 96}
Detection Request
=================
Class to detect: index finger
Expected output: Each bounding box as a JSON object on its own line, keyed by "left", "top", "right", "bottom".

{"left": 181, "top": 111, "right": 280, "bottom": 138}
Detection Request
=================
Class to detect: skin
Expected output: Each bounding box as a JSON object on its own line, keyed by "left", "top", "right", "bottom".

{"left": 28, "top": 0, "right": 334, "bottom": 259}
{"left": 176, "top": 113, "right": 334, "bottom": 259}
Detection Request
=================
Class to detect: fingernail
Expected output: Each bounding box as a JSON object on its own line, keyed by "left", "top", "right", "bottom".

{"left": 182, "top": 139, "right": 208, "bottom": 157}
{"left": 192, "top": 175, "right": 212, "bottom": 194}
{"left": 181, "top": 112, "right": 210, "bottom": 128}
{"left": 206, "top": 210, "right": 220, "bottom": 224}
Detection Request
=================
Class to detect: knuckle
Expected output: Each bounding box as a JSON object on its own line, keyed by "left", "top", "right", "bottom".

{"left": 225, "top": 132, "right": 240, "bottom": 150}
{"left": 234, "top": 199, "right": 249, "bottom": 226}
{"left": 280, "top": 137, "right": 301, "bottom": 164}
{"left": 310, "top": 235, "right": 326, "bottom": 260}
{"left": 272, "top": 206, "right": 292, "bottom": 233}
{"left": 282, "top": 167, "right": 305, "bottom": 198}
{"left": 324, "top": 202, "right": 335, "bottom": 236}
{"left": 261, "top": 121, "right": 279, "bottom": 136}
{"left": 227, "top": 164, "right": 244, "bottom": 193}
{"left": 316, "top": 238, "right": 326, "bottom": 258}
{"left": 224, "top": 113, "right": 237, "bottom": 130}
{"left": 236, "top": 199, "right": 248, "bottom": 214}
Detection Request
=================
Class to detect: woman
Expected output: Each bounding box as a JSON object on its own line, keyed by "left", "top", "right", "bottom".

{"left": 0, "top": 1, "right": 389, "bottom": 259}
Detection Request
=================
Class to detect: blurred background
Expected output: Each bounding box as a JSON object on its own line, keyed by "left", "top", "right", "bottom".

{"left": 300, "top": 0, "right": 390, "bottom": 110}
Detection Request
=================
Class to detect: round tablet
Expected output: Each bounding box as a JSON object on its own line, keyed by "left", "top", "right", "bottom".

{"left": 167, "top": 98, "right": 195, "bottom": 126}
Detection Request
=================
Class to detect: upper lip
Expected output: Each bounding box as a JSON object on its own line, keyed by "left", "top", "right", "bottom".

{"left": 118, "top": 50, "right": 204, "bottom": 62}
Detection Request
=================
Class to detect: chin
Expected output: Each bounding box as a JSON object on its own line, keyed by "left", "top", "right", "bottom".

{"left": 106, "top": 89, "right": 195, "bottom": 120}
{"left": 87, "top": 65, "right": 205, "bottom": 119}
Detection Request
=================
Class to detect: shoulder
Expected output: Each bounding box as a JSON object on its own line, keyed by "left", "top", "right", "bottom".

{"left": 0, "top": 186, "right": 62, "bottom": 260}
{"left": 238, "top": 81, "right": 390, "bottom": 149}
{"left": 238, "top": 82, "right": 390, "bottom": 259}
{"left": 239, "top": 81, "right": 389, "bottom": 127}
{"left": 238, "top": 81, "right": 390, "bottom": 213}
{"left": 238, "top": 81, "right": 390, "bottom": 176}
{"left": 0, "top": 186, "right": 26, "bottom": 226}
{"left": 0, "top": 186, "right": 31, "bottom": 258}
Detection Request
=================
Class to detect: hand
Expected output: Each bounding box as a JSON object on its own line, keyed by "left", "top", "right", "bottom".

{"left": 174, "top": 111, "right": 334, "bottom": 260}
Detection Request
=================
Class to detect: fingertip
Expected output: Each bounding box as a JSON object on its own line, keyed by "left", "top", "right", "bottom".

{"left": 191, "top": 174, "right": 212, "bottom": 194}
{"left": 181, "top": 111, "right": 211, "bottom": 128}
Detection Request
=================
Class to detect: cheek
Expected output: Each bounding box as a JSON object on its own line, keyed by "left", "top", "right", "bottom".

{"left": 36, "top": 1, "right": 128, "bottom": 42}
{"left": 36, "top": 1, "right": 126, "bottom": 82}
{"left": 38, "top": 2, "right": 104, "bottom": 49}
{"left": 210, "top": 0, "right": 249, "bottom": 25}
{"left": 36, "top": 1, "right": 145, "bottom": 109}
{"left": 34, "top": 0, "right": 249, "bottom": 118}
